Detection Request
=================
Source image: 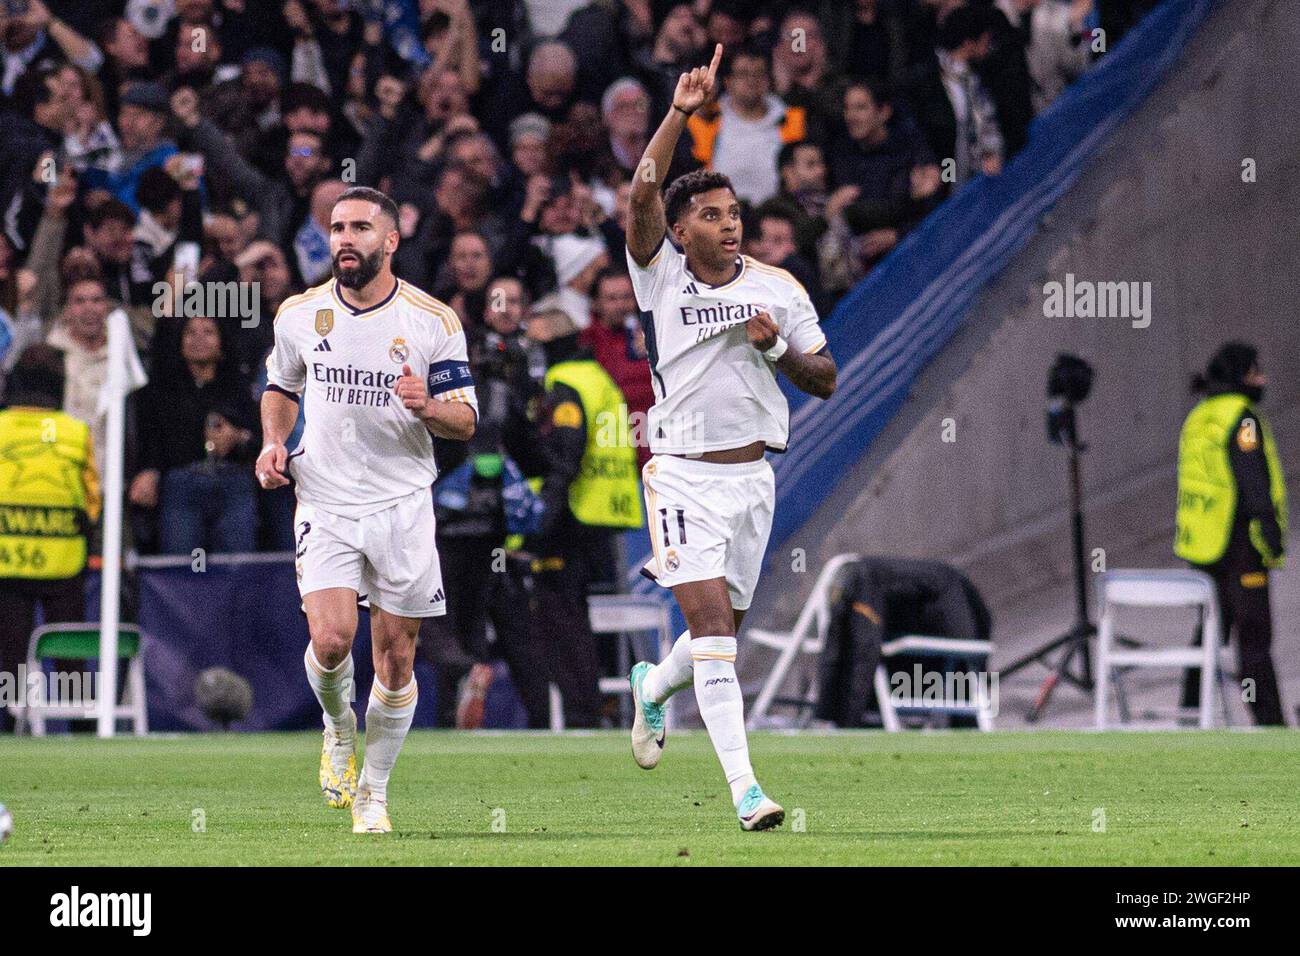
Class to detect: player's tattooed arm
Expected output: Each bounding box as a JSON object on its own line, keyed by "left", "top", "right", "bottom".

{"left": 395, "top": 363, "right": 476, "bottom": 440}
{"left": 627, "top": 43, "right": 722, "bottom": 266}
{"left": 746, "top": 311, "right": 837, "bottom": 400}
{"left": 776, "top": 347, "right": 838, "bottom": 401}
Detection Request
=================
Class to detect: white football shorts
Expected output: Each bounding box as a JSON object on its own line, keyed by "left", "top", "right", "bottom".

{"left": 640, "top": 454, "right": 775, "bottom": 611}
{"left": 294, "top": 487, "right": 445, "bottom": 618}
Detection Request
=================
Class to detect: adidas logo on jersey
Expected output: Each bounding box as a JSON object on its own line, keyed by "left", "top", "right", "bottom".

{"left": 430, "top": 588, "right": 445, "bottom": 604}
{"left": 682, "top": 282, "right": 699, "bottom": 295}
{"left": 313, "top": 339, "right": 332, "bottom": 352}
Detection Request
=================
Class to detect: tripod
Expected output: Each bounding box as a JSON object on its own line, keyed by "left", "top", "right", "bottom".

{"left": 1001, "top": 423, "right": 1094, "bottom": 722}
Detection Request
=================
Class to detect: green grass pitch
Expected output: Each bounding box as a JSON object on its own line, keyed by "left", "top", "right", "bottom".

{"left": 2, "top": 730, "right": 1299, "bottom": 866}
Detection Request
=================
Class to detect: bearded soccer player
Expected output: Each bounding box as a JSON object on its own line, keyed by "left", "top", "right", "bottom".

{"left": 256, "top": 187, "right": 477, "bottom": 834}
{"left": 625, "top": 46, "right": 837, "bottom": 831}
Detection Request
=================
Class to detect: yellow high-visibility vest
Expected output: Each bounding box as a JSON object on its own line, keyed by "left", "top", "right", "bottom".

{"left": 543, "top": 360, "right": 643, "bottom": 529}
{"left": 0, "top": 407, "right": 100, "bottom": 579}
{"left": 1174, "top": 393, "right": 1287, "bottom": 567}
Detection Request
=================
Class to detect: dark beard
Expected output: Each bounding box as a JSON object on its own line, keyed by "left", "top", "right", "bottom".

{"left": 333, "top": 247, "right": 383, "bottom": 289}
{"left": 1243, "top": 384, "right": 1265, "bottom": 404}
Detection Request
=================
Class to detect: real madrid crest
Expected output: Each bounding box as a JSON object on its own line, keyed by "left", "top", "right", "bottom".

{"left": 314, "top": 308, "right": 334, "bottom": 336}
{"left": 389, "top": 336, "right": 409, "bottom": 364}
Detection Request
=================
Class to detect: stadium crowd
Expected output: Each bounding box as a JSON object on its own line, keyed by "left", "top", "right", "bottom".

{"left": 0, "top": 0, "right": 1153, "bottom": 727}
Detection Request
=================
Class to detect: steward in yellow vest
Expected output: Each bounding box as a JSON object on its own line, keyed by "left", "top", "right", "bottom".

{"left": 1175, "top": 342, "right": 1288, "bottom": 725}
{"left": 526, "top": 309, "right": 644, "bottom": 728}
{"left": 0, "top": 345, "right": 102, "bottom": 732}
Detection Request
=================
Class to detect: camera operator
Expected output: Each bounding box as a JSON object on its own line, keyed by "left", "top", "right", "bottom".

{"left": 419, "top": 276, "right": 550, "bottom": 729}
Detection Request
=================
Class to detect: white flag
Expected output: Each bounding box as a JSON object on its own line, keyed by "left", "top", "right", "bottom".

{"left": 95, "top": 307, "right": 148, "bottom": 416}
{"left": 94, "top": 306, "right": 148, "bottom": 737}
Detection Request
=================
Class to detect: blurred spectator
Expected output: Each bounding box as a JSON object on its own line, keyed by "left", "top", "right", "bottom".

{"left": 772, "top": 140, "right": 833, "bottom": 259}
{"left": 825, "top": 0, "right": 911, "bottom": 91}
{"left": 205, "top": 46, "right": 287, "bottom": 164}
{"left": 998, "top": 0, "right": 1096, "bottom": 113}
{"left": 770, "top": 8, "right": 842, "bottom": 146}
{"left": 748, "top": 203, "right": 828, "bottom": 315}
{"left": 97, "top": 17, "right": 152, "bottom": 116}
{"left": 558, "top": 0, "right": 646, "bottom": 106}
{"left": 704, "top": 0, "right": 752, "bottom": 53}
{"left": 826, "top": 80, "right": 940, "bottom": 269}
{"left": 509, "top": 112, "right": 552, "bottom": 182}
{"left": 446, "top": 129, "right": 518, "bottom": 219}
{"left": 0, "top": 235, "right": 41, "bottom": 393}
{"left": 294, "top": 177, "right": 346, "bottom": 287}
{"left": 0, "top": 1, "right": 103, "bottom": 101}
{"left": 485, "top": 39, "right": 578, "bottom": 147}
{"left": 972, "top": 0, "right": 1035, "bottom": 158}
{"left": 59, "top": 63, "right": 121, "bottom": 177}
{"left": 161, "top": 19, "right": 232, "bottom": 100}
{"left": 81, "top": 80, "right": 178, "bottom": 212}
{"left": 579, "top": 266, "right": 653, "bottom": 467}
{"left": 635, "top": 2, "right": 708, "bottom": 119}
{"left": 532, "top": 227, "right": 610, "bottom": 332}
{"left": 131, "top": 159, "right": 203, "bottom": 296}
{"left": 601, "top": 77, "right": 651, "bottom": 177}
{"left": 0, "top": 64, "right": 70, "bottom": 226}
{"left": 284, "top": 0, "right": 366, "bottom": 99}
{"left": 130, "top": 313, "right": 258, "bottom": 555}
{"left": 905, "top": 4, "right": 1004, "bottom": 186}
{"left": 46, "top": 276, "right": 111, "bottom": 472}
{"left": 440, "top": 229, "right": 494, "bottom": 326}
{"left": 418, "top": 0, "right": 481, "bottom": 97}
{"left": 688, "top": 46, "right": 805, "bottom": 205}
{"left": 28, "top": 173, "right": 135, "bottom": 320}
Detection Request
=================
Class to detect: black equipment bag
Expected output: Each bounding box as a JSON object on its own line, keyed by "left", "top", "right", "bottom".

{"left": 815, "top": 557, "right": 991, "bottom": 727}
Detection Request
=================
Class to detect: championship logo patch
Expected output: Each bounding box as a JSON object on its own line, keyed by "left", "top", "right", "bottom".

{"left": 315, "top": 308, "right": 334, "bottom": 336}
{"left": 389, "top": 337, "right": 409, "bottom": 363}
{"left": 552, "top": 401, "right": 583, "bottom": 429}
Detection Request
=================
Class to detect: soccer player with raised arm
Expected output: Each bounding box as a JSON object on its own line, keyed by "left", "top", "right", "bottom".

{"left": 624, "top": 46, "right": 837, "bottom": 831}
{"left": 256, "top": 187, "right": 477, "bottom": 834}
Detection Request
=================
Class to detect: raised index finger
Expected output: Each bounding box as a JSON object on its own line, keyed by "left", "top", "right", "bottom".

{"left": 706, "top": 43, "right": 722, "bottom": 84}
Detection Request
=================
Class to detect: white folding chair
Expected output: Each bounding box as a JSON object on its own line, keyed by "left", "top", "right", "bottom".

{"left": 1094, "top": 569, "right": 1230, "bottom": 729}
{"left": 747, "top": 553, "right": 860, "bottom": 728}
{"left": 873, "top": 635, "right": 996, "bottom": 731}
{"left": 9, "top": 623, "right": 147, "bottom": 736}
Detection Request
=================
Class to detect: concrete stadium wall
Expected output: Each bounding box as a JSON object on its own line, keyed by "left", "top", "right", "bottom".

{"left": 755, "top": 0, "right": 1300, "bottom": 628}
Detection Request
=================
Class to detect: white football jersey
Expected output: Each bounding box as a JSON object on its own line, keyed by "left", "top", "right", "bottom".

{"left": 626, "top": 238, "right": 827, "bottom": 455}
{"left": 265, "top": 278, "right": 478, "bottom": 518}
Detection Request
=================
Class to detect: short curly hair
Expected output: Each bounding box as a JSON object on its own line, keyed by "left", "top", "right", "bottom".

{"left": 663, "top": 169, "right": 736, "bottom": 226}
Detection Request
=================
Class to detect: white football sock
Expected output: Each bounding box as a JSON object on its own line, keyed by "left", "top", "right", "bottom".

{"left": 642, "top": 631, "right": 694, "bottom": 704}
{"left": 692, "top": 636, "right": 757, "bottom": 806}
{"left": 304, "top": 644, "right": 355, "bottom": 739}
{"left": 358, "top": 678, "right": 418, "bottom": 801}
